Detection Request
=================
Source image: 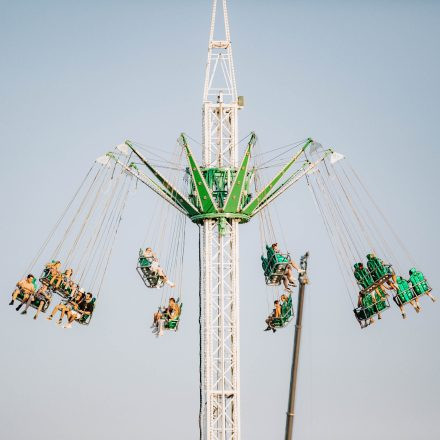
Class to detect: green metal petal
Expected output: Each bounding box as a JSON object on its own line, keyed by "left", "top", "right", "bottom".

{"left": 223, "top": 132, "right": 256, "bottom": 213}
{"left": 180, "top": 134, "right": 218, "bottom": 214}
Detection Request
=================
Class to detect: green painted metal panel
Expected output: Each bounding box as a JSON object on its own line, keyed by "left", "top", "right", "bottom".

{"left": 223, "top": 133, "right": 256, "bottom": 213}
{"left": 180, "top": 134, "right": 218, "bottom": 214}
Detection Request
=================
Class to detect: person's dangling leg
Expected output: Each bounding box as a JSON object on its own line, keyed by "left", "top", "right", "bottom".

{"left": 264, "top": 317, "right": 273, "bottom": 331}
{"left": 21, "top": 294, "right": 35, "bottom": 315}
{"left": 371, "top": 290, "right": 382, "bottom": 320}
{"left": 152, "top": 311, "right": 162, "bottom": 333}
{"left": 165, "top": 278, "right": 175, "bottom": 288}
{"left": 34, "top": 301, "right": 44, "bottom": 320}
{"left": 47, "top": 304, "right": 61, "bottom": 321}
{"left": 158, "top": 319, "right": 165, "bottom": 337}
{"left": 64, "top": 311, "right": 76, "bottom": 328}
{"left": 10, "top": 288, "right": 21, "bottom": 305}
{"left": 398, "top": 304, "right": 406, "bottom": 319}
{"left": 426, "top": 291, "right": 436, "bottom": 302}
{"left": 286, "top": 267, "right": 295, "bottom": 284}
{"left": 58, "top": 306, "right": 68, "bottom": 325}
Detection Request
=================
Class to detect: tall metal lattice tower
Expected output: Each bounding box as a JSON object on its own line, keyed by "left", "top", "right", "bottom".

{"left": 200, "top": 1, "right": 241, "bottom": 439}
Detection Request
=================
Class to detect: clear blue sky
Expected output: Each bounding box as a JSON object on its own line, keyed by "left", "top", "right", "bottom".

{"left": 1, "top": 1, "right": 439, "bottom": 439}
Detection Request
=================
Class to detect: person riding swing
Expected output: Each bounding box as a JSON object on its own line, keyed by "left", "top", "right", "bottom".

{"left": 9, "top": 274, "right": 36, "bottom": 310}
{"left": 142, "top": 247, "right": 176, "bottom": 288}
{"left": 366, "top": 253, "right": 398, "bottom": 292}
{"left": 20, "top": 284, "right": 52, "bottom": 320}
{"left": 152, "top": 297, "right": 181, "bottom": 336}
{"left": 269, "top": 243, "right": 303, "bottom": 292}
{"left": 41, "top": 261, "right": 61, "bottom": 285}
{"left": 47, "top": 289, "right": 85, "bottom": 326}
{"left": 51, "top": 268, "right": 74, "bottom": 291}
{"left": 64, "top": 292, "right": 94, "bottom": 328}
{"left": 353, "top": 262, "right": 388, "bottom": 323}
{"left": 264, "top": 300, "right": 282, "bottom": 333}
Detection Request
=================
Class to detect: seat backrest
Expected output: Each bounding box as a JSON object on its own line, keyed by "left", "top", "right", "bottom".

{"left": 362, "top": 293, "right": 374, "bottom": 307}
{"left": 354, "top": 267, "right": 373, "bottom": 287}
{"left": 410, "top": 269, "right": 427, "bottom": 292}
{"left": 368, "top": 258, "right": 387, "bottom": 280}
{"left": 396, "top": 277, "right": 409, "bottom": 291}
{"left": 266, "top": 245, "right": 275, "bottom": 261}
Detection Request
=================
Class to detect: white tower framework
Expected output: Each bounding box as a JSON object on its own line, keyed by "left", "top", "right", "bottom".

{"left": 200, "top": 2, "right": 241, "bottom": 439}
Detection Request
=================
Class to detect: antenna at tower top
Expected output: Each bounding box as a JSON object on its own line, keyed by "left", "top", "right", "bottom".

{"left": 203, "top": 0, "right": 237, "bottom": 103}
{"left": 208, "top": 0, "right": 231, "bottom": 43}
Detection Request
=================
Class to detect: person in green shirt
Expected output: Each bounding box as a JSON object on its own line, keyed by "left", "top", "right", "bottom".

{"left": 394, "top": 276, "right": 419, "bottom": 318}
{"left": 409, "top": 268, "right": 436, "bottom": 310}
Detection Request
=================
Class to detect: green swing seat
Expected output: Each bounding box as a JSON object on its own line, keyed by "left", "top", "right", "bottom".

{"left": 136, "top": 249, "right": 164, "bottom": 289}
{"left": 353, "top": 262, "right": 374, "bottom": 289}
{"left": 409, "top": 268, "right": 432, "bottom": 298}
{"left": 164, "top": 303, "right": 183, "bottom": 331}
{"left": 76, "top": 298, "right": 96, "bottom": 326}
{"left": 271, "top": 296, "right": 294, "bottom": 328}
{"left": 364, "top": 254, "right": 395, "bottom": 291}
{"left": 39, "top": 268, "right": 53, "bottom": 286}
{"left": 393, "top": 276, "right": 415, "bottom": 307}
{"left": 50, "top": 278, "right": 75, "bottom": 299}
{"left": 16, "top": 289, "right": 51, "bottom": 313}
{"left": 39, "top": 267, "right": 73, "bottom": 299}
{"left": 55, "top": 281, "right": 74, "bottom": 299}
{"left": 353, "top": 286, "right": 390, "bottom": 328}
{"left": 261, "top": 245, "right": 290, "bottom": 286}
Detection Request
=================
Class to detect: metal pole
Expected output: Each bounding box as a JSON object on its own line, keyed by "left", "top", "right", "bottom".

{"left": 285, "top": 252, "right": 309, "bottom": 440}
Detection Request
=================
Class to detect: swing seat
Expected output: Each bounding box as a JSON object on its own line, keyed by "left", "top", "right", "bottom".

{"left": 138, "top": 256, "right": 151, "bottom": 268}
{"left": 76, "top": 311, "right": 93, "bottom": 325}
{"left": 412, "top": 281, "right": 432, "bottom": 297}
{"left": 137, "top": 265, "right": 164, "bottom": 288}
{"left": 137, "top": 249, "right": 164, "bottom": 289}
{"left": 366, "top": 255, "right": 394, "bottom": 282}
{"left": 392, "top": 277, "right": 415, "bottom": 307}
{"left": 16, "top": 290, "right": 51, "bottom": 313}
{"left": 76, "top": 314, "right": 92, "bottom": 325}
{"left": 353, "top": 290, "right": 390, "bottom": 328}
{"left": 75, "top": 299, "right": 96, "bottom": 326}
{"left": 39, "top": 270, "right": 70, "bottom": 299}
{"left": 271, "top": 297, "right": 294, "bottom": 328}
{"left": 164, "top": 303, "right": 183, "bottom": 331}
{"left": 359, "top": 267, "right": 394, "bottom": 296}
{"left": 39, "top": 270, "right": 53, "bottom": 286}
{"left": 52, "top": 283, "right": 74, "bottom": 299}
{"left": 261, "top": 245, "right": 290, "bottom": 286}
{"left": 409, "top": 269, "right": 432, "bottom": 298}
{"left": 353, "top": 263, "right": 374, "bottom": 289}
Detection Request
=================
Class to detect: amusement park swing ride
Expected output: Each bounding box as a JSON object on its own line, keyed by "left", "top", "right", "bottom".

{"left": 9, "top": 1, "right": 435, "bottom": 439}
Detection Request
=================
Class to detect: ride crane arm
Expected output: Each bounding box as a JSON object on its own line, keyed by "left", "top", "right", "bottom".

{"left": 125, "top": 140, "right": 201, "bottom": 217}
{"left": 251, "top": 148, "right": 333, "bottom": 216}
{"left": 108, "top": 155, "right": 190, "bottom": 217}
{"left": 241, "top": 138, "right": 313, "bottom": 217}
